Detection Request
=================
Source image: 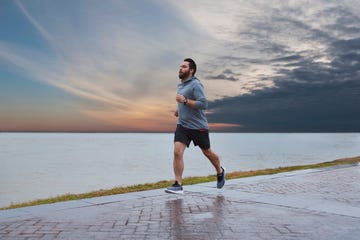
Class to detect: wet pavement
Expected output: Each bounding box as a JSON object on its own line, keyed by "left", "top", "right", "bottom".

{"left": 1, "top": 163, "right": 359, "bottom": 239}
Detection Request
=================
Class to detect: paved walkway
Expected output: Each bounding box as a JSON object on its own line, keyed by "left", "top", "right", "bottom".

{"left": 1, "top": 163, "right": 359, "bottom": 240}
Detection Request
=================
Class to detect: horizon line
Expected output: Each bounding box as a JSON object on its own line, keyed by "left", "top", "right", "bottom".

{"left": 1, "top": 131, "right": 359, "bottom": 134}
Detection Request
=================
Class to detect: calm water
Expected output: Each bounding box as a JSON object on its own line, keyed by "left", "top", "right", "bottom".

{"left": 0, "top": 133, "right": 359, "bottom": 207}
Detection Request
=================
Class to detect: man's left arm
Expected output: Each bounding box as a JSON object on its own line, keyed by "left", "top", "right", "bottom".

{"left": 176, "top": 85, "right": 207, "bottom": 109}
{"left": 191, "top": 82, "right": 208, "bottom": 109}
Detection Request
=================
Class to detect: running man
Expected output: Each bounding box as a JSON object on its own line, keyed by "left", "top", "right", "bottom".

{"left": 165, "top": 58, "right": 226, "bottom": 194}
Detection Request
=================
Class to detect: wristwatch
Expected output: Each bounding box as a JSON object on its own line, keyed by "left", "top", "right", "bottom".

{"left": 183, "top": 98, "right": 188, "bottom": 105}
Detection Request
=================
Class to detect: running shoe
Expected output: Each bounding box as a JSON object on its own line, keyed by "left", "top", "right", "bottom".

{"left": 217, "top": 166, "right": 226, "bottom": 189}
{"left": 165, "top": 181, "right": 184, "bottom": 194}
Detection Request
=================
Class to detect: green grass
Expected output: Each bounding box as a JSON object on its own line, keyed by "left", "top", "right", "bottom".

{"left": 1, "top": 156, "right": 359, "bottom": 210}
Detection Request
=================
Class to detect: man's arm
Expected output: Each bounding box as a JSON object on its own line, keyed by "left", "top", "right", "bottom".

{"left": 193, "top": 82, "right": 208, "bottom": 109}
{"left": 176, "top": 94, "right": 198, "bottom": 109}
{"left": 175, "top": 81, "right": 207, "bottom": 109}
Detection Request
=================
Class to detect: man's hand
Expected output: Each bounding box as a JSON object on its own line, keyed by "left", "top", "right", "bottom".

{"left": 176, "top": 94, "right": 186, "bottom": 104}
{"left": 174, "top": 110, "right": 178, "bottom": 117}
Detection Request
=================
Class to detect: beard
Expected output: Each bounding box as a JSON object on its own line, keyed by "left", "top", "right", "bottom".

{"left": 179, "top": 69, "right": 191, "bottom": 80}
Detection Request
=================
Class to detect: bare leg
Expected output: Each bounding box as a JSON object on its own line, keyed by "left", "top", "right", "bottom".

{"left": 174, "top": 141, "right": 187, "bottom": 185}
{"left": 201, "top": 148, "right": 222, "bottom": 174}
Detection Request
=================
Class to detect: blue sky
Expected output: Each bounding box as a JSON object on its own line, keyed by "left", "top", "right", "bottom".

{"left": 1, "top": 0, "right": 359, "bottom": 132}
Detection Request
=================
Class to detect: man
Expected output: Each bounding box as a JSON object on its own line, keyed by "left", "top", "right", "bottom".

{"left": 165, "top": 58, "right": 226, "bottom": 194}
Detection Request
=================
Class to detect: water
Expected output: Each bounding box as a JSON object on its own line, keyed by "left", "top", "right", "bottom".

{"left": 0, "top": 132, "right": 359, "bottom": 208}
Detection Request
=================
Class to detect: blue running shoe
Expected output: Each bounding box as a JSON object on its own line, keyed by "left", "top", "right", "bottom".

{"left": 165, "top": 181, "right": 184, "bottom": 194}
{"left": 217, "top": 167, "right": 226, "bottom": 189}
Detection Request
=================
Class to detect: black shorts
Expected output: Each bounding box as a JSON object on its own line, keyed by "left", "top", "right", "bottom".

{"left": 174, "top": 124, "right": 210, "bottom": 149}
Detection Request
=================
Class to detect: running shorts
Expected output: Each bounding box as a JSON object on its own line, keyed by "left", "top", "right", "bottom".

{"left": 174, "top": 124, "right": 210, "bottom": 149}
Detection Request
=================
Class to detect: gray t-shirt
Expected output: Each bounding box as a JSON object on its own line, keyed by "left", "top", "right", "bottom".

{"left": 177, "top": 76, "right": 208, "bottom": 129}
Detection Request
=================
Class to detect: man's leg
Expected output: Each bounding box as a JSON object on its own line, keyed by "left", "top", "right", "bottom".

{"left": 174, "top": 141, "right": 187, "bottom": 185}
{"left": 201, "top": 148, "right": 222, "bottom": 174}
{"left": 201, "top": 147, "right": 226, "bottom": 189}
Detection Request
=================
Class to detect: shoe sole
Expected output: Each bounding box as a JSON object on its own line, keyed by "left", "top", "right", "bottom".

{"left": 165, "top": 189, "right": 184, "bottom": 194}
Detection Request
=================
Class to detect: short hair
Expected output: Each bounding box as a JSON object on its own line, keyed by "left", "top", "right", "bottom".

{"left": 184, "top": 58, "right": 197, "bottom": 76}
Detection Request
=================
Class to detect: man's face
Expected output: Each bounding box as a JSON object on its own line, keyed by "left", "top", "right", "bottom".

{"left": 179, "top": 61, "right": 192, "bottom": 80}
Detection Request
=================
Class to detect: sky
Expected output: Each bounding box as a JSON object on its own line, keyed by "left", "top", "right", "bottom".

{"left": 0, "top": 0, "right": 359, "bottom": 132}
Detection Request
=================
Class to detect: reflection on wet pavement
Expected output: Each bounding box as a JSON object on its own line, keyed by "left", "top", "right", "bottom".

{"left": 166, "top": 195, "right": 225, "bottom": 239}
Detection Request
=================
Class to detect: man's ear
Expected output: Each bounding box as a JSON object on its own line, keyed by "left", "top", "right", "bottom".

{"left": 190, "top": 69, "right": 194, "bottom": 76}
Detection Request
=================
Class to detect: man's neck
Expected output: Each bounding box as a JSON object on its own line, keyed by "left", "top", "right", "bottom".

{"left": 181, "top": 76, "right": 194, "bottom": 83}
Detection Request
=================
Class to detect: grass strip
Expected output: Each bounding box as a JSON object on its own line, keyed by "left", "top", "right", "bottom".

{"left": 1, "top": 156, "right": 359, "bottom": 210}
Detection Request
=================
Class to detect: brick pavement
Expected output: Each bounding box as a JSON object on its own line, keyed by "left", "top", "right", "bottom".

{"left": 0, "top": 163, "right": 359, "bottom": 239}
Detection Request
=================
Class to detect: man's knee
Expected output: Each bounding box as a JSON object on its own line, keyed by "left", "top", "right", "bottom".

{"left": 174, "top": 142, "right": 186, "bottom": 158}
{"left": 201, "top": 148, "right": 212, "bottom": 158}
{"left": 174, "top": 148, "right": 183, "bottom": 158}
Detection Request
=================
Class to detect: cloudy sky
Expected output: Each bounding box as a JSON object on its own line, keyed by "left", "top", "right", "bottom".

{"left": 1, "top": 0, "right": 359, "bottom": 132}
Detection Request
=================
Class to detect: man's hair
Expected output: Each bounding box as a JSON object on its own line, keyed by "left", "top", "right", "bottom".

{"left": 184, "top": 58, "right": 197, "bottom": 76}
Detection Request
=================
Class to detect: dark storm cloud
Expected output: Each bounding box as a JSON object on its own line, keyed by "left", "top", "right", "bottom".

{"left": 208, "top": 78, "right": 360, "bottom": 132}
{"left": 271, "top": 55, "right": 303, "bottom": 63}
{"left": 206, "top": 6, "right": 360, "bottom": 132}
{"left": 322, "top": 6, "right": 360, "bottom": 36}
{"left": 208, "top": 45, "right": 360, "bottom": 132}
{"left": 206, "top": 69, "right": 239, "bottom": 81}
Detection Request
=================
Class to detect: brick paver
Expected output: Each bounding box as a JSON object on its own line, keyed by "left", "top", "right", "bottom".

{"left": 1, "top": 164, "right": 359, "bottom": 239}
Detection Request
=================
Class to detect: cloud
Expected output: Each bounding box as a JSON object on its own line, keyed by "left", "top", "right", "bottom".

{"left": 1, "top": 0, "right": 359, "bottom": 132}
{"left": 1, "top": 0, "right": 203, "bottom": 130}
{"left": 206, "top": 69, "right": 239, "bottom": 81}
{"left": 207, "top": 79, "right": 360, "bottom": 132}
{"left": 201, "top": 0, "right": 360, "bottom": 132}
{"left": 14, "top": 0, "right": 53, "bottom": 44}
